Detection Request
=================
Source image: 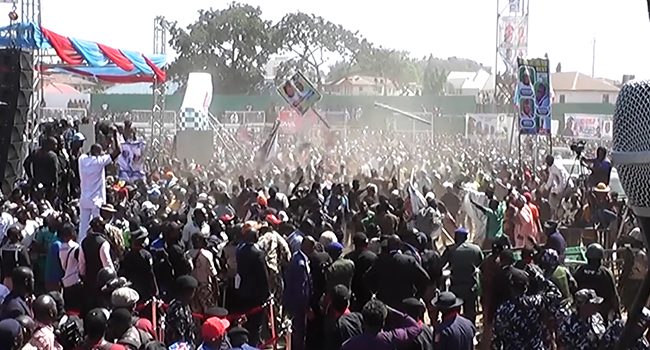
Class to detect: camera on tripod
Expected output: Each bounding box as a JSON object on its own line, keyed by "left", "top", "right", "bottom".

{"left": 570, "top": 141, "right": 586, "bottom": 156}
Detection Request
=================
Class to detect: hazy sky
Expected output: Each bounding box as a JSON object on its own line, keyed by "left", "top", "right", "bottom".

{"left": 14, "top": 0, "right": 650, "bottom": 79}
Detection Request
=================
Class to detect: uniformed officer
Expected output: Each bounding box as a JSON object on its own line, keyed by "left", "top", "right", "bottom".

{"left": 431, "top": 291, "right": 475, "bottom": 350}
{"left": 557, "top": 289, "right": 606, "bottom": 350}
{"left": 600, "top": 307, "right": 650, "bottom": 350}
{"left": 573, "top": 243, "right": 620, "bottom": 324}
{"left": 491, "top": 265, "right": 562, "bottom": 350}
{"left": 441, "top": 227, "right": 483, "bottom": 324}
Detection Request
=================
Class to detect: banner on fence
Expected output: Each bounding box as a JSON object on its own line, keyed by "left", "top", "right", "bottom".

{"left": 465, "top": 114, "right": 512, "bottom": 141}
{"left": 516, "top": 57, "right": 552, "bottom": 135}
{"left": 278, "top": 108, "right": 318, "bottom": 134}
{"left": 562, "top": 114, "right": 613, "bottom": 139}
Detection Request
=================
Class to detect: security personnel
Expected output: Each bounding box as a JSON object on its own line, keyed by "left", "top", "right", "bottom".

{"left": 573, "top": 243, "right": 620, "bottom": 324}
{"left": 441, "top": 227, "right": 483, "bottom": 324}
{"left": 365, "top": 235, "right": 430, "bottom": 311}
{"left": 431, "top": 291, "right": 475, "bottom": 350}
{"left": 557, "top": 289, "right": 606, "bottom": 350}
{"left": 618, "top": 227, "right": 647, "bottom": 311}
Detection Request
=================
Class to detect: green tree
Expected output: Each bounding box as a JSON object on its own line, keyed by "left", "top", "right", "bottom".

{"left": 422, "top": 58, "right": 448, "bottom": 95}
{"left": 275, "top": 12, "right": 367, "bottom": 87}
{"left": 167, "top": 2, "right": 281, "bottom": 94}
{"left": 356, "top": 46, "right": 418, "bottom": 95}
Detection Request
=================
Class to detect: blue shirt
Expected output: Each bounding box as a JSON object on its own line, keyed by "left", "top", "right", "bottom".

{"left": 45, "top": 240, "right": 63, "bottom": 284}
{"left": 287, "top": 230, "right": 305, "bottom": 254}
{"left": 588, "top": 159, "right": 612, "bottom": 186}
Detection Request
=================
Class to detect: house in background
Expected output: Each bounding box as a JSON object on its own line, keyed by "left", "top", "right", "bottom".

{"left": 551, "top": 72, "right": 619, "bottom": 104}
{"left": 324, "top": 75, "right": 400, "bottom": 96}
{"left": 446, "top": 69, "right": 494, "bottom": 101}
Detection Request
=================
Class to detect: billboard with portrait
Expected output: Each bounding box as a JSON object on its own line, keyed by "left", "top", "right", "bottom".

{"left": 277, "top": 72, "right": 322, "bottom": 115}
{"left": 517, "top": 57, "right": 552, "bottom": 135}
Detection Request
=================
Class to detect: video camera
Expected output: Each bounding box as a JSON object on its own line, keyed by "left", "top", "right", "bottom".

{"left": 570, "top": 140, "right": 586, "bottom": 156}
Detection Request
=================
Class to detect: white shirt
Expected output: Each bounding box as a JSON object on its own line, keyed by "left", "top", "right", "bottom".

{"left": 78, "top": 240, "right": 114, "bottom": 277}
{"left": 0, "top": 212, "right": 15, "bottom": 243}
{"left": 182, "top": 221, "right": 210, "bottom": 246}
{"left": 14, "top": 220, "right": 39, "bottom": 248}
{"left": 59, "top": 240, "right": 82, "bottom": 287}
{"left": 545, "top": 163, "right": 572, "bottom": 195}
{"left": 79, "top": 154, "right": 112, "bottom": 209}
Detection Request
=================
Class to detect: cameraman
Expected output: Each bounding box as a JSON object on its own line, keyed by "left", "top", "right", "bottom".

{"left": 543, "top": 155, "right": 572, "bottom": 219}
{"left": 582, "top": 146, "right": 612, "bottom": 188}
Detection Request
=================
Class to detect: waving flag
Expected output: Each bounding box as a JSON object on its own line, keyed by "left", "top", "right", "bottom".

{"left": 255, "top": 120, "right": 280, "bottom": 169}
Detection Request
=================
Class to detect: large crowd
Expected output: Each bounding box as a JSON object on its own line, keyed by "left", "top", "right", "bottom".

{"left": 0, "top": 111, "right": 644, "bottom": 350}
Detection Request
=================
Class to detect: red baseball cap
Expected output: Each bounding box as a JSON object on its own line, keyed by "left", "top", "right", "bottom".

{"left": 266, "top": 214, "right": 282, "bottom": 226}
{"left": 202, "top": 317, "right": 230, "bottom": 342}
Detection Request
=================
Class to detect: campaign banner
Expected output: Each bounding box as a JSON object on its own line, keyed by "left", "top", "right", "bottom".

{"left": 517, "top": 57, "right": 552, "bottom": 136}
{"left": 117, "top": 140, "right": 146, "bottom": 183}
{"left": 562, "top": 114, "right": 613, "bottom": 139}
{"left": 498, "top": 16, "right": 528, "bottom": 72}
{"left": 465, "top": 114, "right": 512, "bottom": 141}
{"left": 277, "top": 72, "right": 322, "bottom": 115}
{"left": 278, "top": 108, "right": 318, "bottom": 134}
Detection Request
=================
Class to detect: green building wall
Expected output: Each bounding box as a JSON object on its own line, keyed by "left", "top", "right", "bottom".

{"left": 90, "top": 93, "right": 615, "bottom": 133}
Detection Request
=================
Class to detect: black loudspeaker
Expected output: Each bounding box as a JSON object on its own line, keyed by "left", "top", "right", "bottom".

{"left": 0, "top": 48, "right": 32, "bottom": 194}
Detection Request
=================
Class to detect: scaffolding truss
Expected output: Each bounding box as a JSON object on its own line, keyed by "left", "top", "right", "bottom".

{"left": 494, "top": 0, "right": 529, "bottom": 114}
{"left": 17, "top": 0, "right": 42, "bottom": 141}
{"left": 151, "top": 16, "right": 168, "bottom": 150}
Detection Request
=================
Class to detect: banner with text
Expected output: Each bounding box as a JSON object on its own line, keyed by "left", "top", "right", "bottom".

{"left": 562, "top": 114, "right": 613, "bottom": 139}
{"left": 465, "top": 114, "right": 512, "bottom": 141}
{"left": 517, "top": 57, "right": 552, "bottom": 136}
{"left": 278, "top": 108, "right": 319, "bottom": 134}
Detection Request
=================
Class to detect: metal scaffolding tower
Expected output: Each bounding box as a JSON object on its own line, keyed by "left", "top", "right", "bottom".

{"left": 18, "top": 0, "right": 42, "bottom": 141}
{"left": 493, "top": 0, "right": 529, "bottom": 114}
{"left": 151, "top": 16, "right": 169, "bottom": 149}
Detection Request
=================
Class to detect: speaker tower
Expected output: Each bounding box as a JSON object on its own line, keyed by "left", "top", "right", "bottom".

{"left": 0, "top": 48, "right": 32, "bottom": 194}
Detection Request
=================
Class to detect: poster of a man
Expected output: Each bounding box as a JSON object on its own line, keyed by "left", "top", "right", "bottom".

{"left": 517, "top": 66, "right": 536, "bottom": 97}
{"left": 535, "top": 82, "right": 550, "bottom": 107}
{"left": 521, "top": 98, "right": 533, "bottom": 118}
{"left": 282, "top": 82, "right": 302, "bottom": 107}
{"left": 563, "top": 117, "right": 576, "bottom": 137}
{"left": 277, "top": 72, "right": 322, "bottom": 115}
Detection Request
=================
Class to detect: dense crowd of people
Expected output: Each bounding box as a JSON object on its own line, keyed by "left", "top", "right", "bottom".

{"left": 0, "top": 111, "right": 645, "bottom": 350}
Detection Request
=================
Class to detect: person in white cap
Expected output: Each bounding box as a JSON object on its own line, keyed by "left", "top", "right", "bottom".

{"left": 78, "top": 128, "right": 121, "bottom": 243}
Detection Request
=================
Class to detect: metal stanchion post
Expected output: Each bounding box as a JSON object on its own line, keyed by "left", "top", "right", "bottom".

{"left": 268, "top": 298, "right": 277, "bottom": 350}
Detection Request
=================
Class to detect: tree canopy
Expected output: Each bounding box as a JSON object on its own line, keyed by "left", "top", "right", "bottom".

{"left": 167, "top": 2, "right": 484, "bottom": 95}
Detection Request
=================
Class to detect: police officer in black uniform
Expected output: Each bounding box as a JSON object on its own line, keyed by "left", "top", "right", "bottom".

{"left": 573, "top": 243, "right": 620, "bottom": 325}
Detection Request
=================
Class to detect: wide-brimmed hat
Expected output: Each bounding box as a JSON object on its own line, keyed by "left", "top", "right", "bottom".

{"left": 431, "top": 291, "right": 463, "bottom": 310}
{"left": 593, "top": 182, "right": 611, "bottom": 193}
{"left": 100, "top": 204, "right": 117, "bottom": 213}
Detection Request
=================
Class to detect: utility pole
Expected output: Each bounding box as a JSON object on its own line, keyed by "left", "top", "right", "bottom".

{"left": 591, "top": 36, "right": 596, "bottom": 77}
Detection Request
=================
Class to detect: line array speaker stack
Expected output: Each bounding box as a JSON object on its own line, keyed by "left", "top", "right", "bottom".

{"left": 0, "top": 48, "right": 32, "bottom": 194}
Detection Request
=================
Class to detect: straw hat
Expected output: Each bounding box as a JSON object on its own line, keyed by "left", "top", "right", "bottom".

{"left": 593, "top": 182, "right": 611, "bottom": 193}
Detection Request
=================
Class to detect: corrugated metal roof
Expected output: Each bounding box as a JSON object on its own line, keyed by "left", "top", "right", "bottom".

{"left": 551, "top": 72, "right": 619, "bottom": 92}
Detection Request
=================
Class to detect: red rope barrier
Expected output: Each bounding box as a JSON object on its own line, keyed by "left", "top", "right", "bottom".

{"left": 136, "top": 298, "right": 271, "bottom": 322}
{"left": 136, "top": 297, "right": 279, "bottom": 348}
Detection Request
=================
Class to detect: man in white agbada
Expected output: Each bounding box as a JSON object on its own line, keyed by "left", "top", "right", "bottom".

{"left": 78, "top": 130, "right": 121, "bottom": 242}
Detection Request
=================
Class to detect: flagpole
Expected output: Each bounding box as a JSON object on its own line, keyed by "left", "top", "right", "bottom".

{"left": 344, "top": 109, "right": 348, "bottom": 155}
{"left": 310, "top": 108, "right": 331, "bottom": 129}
